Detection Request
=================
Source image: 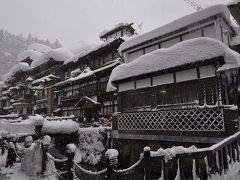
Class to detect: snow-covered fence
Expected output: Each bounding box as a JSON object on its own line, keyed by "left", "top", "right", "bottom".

{"left": 109, "top": 131, "right": 240, "bottom": 180}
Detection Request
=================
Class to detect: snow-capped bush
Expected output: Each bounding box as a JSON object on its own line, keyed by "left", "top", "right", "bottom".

{"left": 75, "top": 127, "right": 107, "bottom": 165}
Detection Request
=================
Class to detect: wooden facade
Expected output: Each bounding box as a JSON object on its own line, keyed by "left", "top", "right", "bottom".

{"left": 112, "top": 56, "right": 240, "bottom": 144}
{"left": 55, "top": 38, "right": 124, "bottom": 122}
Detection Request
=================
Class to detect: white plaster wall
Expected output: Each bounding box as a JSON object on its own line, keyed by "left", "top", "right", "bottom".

{"left": 152, "top": 73, "right": 174, "bottom": 86}
{"left": 119, "top": 81, "right": 135, "bottom": 92}
{"left": 176, "top": 68, "right": 197, "bottom": 82}
{"left": 136, "top": 78, "right": 151, "bottom": 89}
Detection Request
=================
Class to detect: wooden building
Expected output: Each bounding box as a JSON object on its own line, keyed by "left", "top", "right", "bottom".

{"left": 0, "top": 62, "right": 32, "bottom": 117}
{"left": 55, "top": 23, "right": 135, "bottom": 123}
{"left": 118, "top": 5, "right": 236, "bottom": 63}
{"left": 109, "top": 37, "right": 240, "bottom": 144}
{"left": 29, "top": 48, "right": 73, "bottom": 115}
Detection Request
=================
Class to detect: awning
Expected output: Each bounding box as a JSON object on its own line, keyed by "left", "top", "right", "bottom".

{"left": 75, "top": 96, "right": 101, "bottom": 108}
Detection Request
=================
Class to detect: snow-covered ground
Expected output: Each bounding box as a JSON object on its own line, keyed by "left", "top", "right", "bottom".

{"left": 0, "top": 149, "right": 57, "bottom": 180}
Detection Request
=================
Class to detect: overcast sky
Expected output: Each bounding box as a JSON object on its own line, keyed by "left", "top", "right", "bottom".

{"left": 0, "top": 0, "right": 231, "bottom": 48}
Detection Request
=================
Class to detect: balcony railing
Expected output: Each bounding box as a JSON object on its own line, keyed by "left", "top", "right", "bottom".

{"left": 115, "top": 108, "right": 225, "bottom": 132}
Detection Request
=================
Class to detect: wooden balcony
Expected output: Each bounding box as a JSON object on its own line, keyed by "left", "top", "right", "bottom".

{"left": 112, "top": 106, "right": 239, "bottom": 144}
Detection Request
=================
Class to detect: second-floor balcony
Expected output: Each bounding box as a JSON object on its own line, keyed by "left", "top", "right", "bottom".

{"left": 112, "top": 105, "right": 239, "bottom": 144}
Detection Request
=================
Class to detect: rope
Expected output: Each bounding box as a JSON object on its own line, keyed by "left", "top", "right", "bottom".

{"left": 73, "top": 172, "right": 81, "bottom": 180}
{"left": 46, "top": 163, "right": 66, "bottom": 180}
{"left": 113, "top": 158, "right": 142, "bottom": 173}
{"left": 46, "top": 152, "right": 68, "bottom": 163}
{"left": 73, "top": 161, "right": 107, "bottom": 175}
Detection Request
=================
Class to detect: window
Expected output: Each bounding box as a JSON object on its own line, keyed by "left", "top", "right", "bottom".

{"left": 204, "top": 25, "right": 216, "bottom": 39}
{"left": 161, "top": 37, "right": 180, "bottom": 48}
{"left": 127, "top": 50, "right": 144, "bottom": 62}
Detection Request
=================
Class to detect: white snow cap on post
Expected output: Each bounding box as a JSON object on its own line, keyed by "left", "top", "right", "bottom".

{"left": 105, "top": 149, "right": 119, "bottom": 159}
{"left": 107, "top": 37, "right": 240, "bottom": 92}
{"left": 42, "top": 135, "right": 51, "bottom": 146}
{"left": 66, "top": 143, "right": 77, "bottom": 153}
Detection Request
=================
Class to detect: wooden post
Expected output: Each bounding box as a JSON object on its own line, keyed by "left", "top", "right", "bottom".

{"left": 194, "top": 157, "right": 200, "bottom": 179}
{"left": 178, "top": 157, "right": 185, "bottom": 180}
{"left": 143, "top": 147, "right": 152, "bottom": 180}
{"left": 42, "top": 144, "right": 49, "bottom": 176}
{"left": 66, "top": 152, "right": 74, "bottom": 180}
{"left": 106, "top": 157, "right": 112, "bottom": 180}
{"left": 231, "top": 142, "right": 236, "bottom": 162}
{"left": 162, "top": 160, "right": 168, "bottom": 180}
{"left": 222, "top": 147, "right": 229, "bottom": 171}
{"left": 227, "top": 144, "right": 232, "bottom": 163}
{"left": 207, "top": 154, "right": 214, "bottom": 175}
{"left": 234, "top": 140, "right": 240, "bottom": 162}
{"left": 218, "top": 150, "right": 223, "bottom": 174}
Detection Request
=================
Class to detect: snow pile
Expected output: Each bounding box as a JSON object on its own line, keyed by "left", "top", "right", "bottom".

{"left": 99, "top": 22, "right": 131, "bottom": 38}
{"left": 227, "top": 0, "right": 240, "bottom": 5}
{"left": 21, "top": 140, "right": 55, "bottom": 177}
{"left": 208, "top": 161, "right": 240, "bottom": 180}
{"left": 0, "top": 115, "right": 44, "bottom": 136}
{"left": 68, "top": 41, "right": 97, "bottom": 55}
{"left": 71, "top": 68, "right": 81, "bottom": 77}
{"left": 108, "top": 37, "right": 240, "bottom": 91}
{"left": 0, "top": 163, "right": 57, "bottom": 180}
{"left": 118, "top": 5, "right": 231, "bottom": 54}
{"left": 64, "top": 37, "right": 124, "bottom": 65}
{"left": 31, "top": 48, "right": 73, "bottom": 68}
{"left": 58, "top": 59, "right": 122, "bottom": 86}
{"left": 17, "top": 49, "right": 43, "bottom": 62}
{"left": 2, "top": 62, "right": 30, "bottom": 82}
{"left": 31, "top": 74, "right": 60, "bottom": 85}
{"left": 28, "top": 43, "right": 51, "bottom": 53}
{"left": 70, "top": 67, "right": 94, "bottom": 81}
{"left": 75, "top": 127, "right": 107, "bottom": 165}
{"left": 149, "top": 145, "right": 197, "bottom": 162}
{"left": 41, "top": 119, "right": 79, "bottom": 134}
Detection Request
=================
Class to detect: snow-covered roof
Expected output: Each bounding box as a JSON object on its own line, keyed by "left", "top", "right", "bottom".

{"left": 31, "top": 48, "right": 74, "bottom": 69}
{"left": 99, "top": 22, "right": 133, "bottom": 38}
{"left": 64, "top": 37, "right": 124, "bottom": 65}
{"left": 57, "top": 59, "right": 122, "bottom": 87}
{"left": 26, "top": 76, "right": 33, "bottom": 82}
{"left": 107, "top": 37, "right": 240, "bottom": 91}
{"left": 118, "top": 4, "right": 232, "bottom": 53}
{"left": 17, "top": 49, "right": 43, "bottom": 62}
{"left": 3, "top": 62, "right": 30, "bottom": 82}
{"left": 75, "top": 96, "right": 101, "bottom": 107}
{"left": 227, "top": 0, "right": 240, "bottom": 5}
{"left": 31, "top": 74, "right": 60, "bottom": 85}
{"left": 28, "top": 43, "right": 51, "bottom": 53}
{"left": 68, "top": 41, "right": 97, "bottom": 55}
{"left": 42, "top": 119, "right": 79, "bottom": 134}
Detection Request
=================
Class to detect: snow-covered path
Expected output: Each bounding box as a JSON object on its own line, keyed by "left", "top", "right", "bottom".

{"left": 0, "top": 151, "right": 57, "bottom": 180}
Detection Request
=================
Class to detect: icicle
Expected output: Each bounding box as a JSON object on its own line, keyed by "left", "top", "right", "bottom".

{"left": 192, "top": 159, "right": 200, "bottom": 180}
{"left": 174, "top": 158, "right": 181, "bottom": 180}
{"left": 158, "top": 169, "right": 164, "bottom": 180}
